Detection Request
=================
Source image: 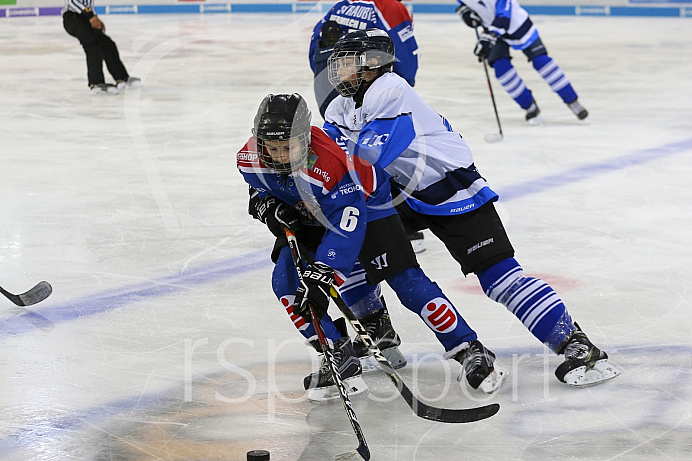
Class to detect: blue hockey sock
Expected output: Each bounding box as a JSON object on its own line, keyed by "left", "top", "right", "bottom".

{"left": 272, "top": 246, "right": 341, "bottom": 342}
{"left": 386, "top": 267, "right": 476, "bottom": 351}
{"left": 532, "top": 55, "right": 578, "bottom": 104}
{"left": 493, "top": 58, "right": 534, "bottom": 109}
{"left": 477, "top": 258, "right": 570, "bottom": 347}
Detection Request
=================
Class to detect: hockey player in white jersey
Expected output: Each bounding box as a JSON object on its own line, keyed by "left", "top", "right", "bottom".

{"left": 455, "top": 0, "right": 588, "bottom": 123}
{"left": 323, "top": 29, "right": 619, "bottom": 386}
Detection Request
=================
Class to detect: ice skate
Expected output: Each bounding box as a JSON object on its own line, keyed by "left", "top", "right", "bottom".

{"left": 448, "top": 340, "right": 508, "bottom": 394}
{"left": 116, "top": 77, "right": 142, "bottom": 90}
{"left": 567, "top": 99, "right": 588, "bottom": 120}
{"left": 409, "top": 231, "right": 426, "bottom": 254}
{"left": 305, "top": 336, "right": 368, "bottom": 402}
{"left": 90, "top": 83, "right": 119, "bottom": 95}
{"left": 525, "top": 101, "right": 543, "bottom": 125}
{"left": 353, "top": 308, "right": 407, "bottom": 372}
{"left": 555, "top": 326, "right": 620, "bottom": 386}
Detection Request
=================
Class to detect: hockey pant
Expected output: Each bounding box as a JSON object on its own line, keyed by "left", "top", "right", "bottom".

{"left": 491, "top": 53, "right": 578, "bottom": 109}
{"left": 477, "top": 257, "right": 577, "bottom": 352}
{"left": 271, "top": 245, "right": 386, "bottom": 343}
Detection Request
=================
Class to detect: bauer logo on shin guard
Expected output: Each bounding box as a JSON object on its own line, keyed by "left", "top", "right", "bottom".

{"left": 422, "top": 298, "right": 458, "bottom": 334}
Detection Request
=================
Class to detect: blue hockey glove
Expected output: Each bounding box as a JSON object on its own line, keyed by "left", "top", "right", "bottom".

{"left": 456, "top": 5, "right": 481, "bottom": 28}
{"left": 252, "top": 194, "right": 302, "bottom": 238}
{"left": 474, "top": 30, "right": 497, "bottom": 62}
{"left": 294, "top": 262, "right": 334, "bottom": 322}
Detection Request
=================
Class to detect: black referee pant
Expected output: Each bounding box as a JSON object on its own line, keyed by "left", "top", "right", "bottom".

{"left": 63, "top": 12, "right": 128, "bottom": 87}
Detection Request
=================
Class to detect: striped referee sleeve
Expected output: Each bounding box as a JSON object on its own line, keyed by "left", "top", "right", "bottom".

{"left": 64, "top": 0, "right": 95, "bottom": 14}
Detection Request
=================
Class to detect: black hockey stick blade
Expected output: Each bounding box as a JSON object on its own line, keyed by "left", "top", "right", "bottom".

{"left": 0, "top": 281, "right": 52, "bottom": 306}
{"left": 401, "top": 384, "right": 499, "bottom": 423}
{"left": 484, "top": 132, "right": 503, "bottom": 143}
{"left": 334, "top": 446, "right": 369, "bottom": 461}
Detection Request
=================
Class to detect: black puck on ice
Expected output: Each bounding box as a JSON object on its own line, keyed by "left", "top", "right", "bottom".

{"left": 247, "top": 449, "right": 270, "bottom": 460}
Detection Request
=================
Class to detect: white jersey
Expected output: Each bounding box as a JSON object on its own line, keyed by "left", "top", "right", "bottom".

{"left": 459, "top": 0, "right": 538, "bottom": 50}
{"left": 323, "top": 72, "right": 497, "bottom": 216}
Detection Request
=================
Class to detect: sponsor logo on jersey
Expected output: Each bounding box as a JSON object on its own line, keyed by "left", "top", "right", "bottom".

{"left": 398, "top": 25, "right": 414, "bottom": 42}
{"left": 361, "top": 133, "right": 389, "bottom": 147}
{"left": 371, "top": 253, "right": 389, "bottom": 270}
{"left": 327, "top": 249, "right": 336, "bottom": 260}
{"left": 331, "top": 5, "right": 377, "bottom": 28}
{"left": 238, "top": 151, "right": 258, "bottom": 162}
{"left": 421, "top": 298, "right": 458, "bottom": 334}
{"left": 467, "top": 238, "right": 494, "bottom": 255}
{"left": 312, "top": 166, "right": 330, "bottom": 183}
{"left": 281, "top": 295, "right": 307, "bottom": 331}
{"left": 335, "top": 182, "right": 363, "bottom": 197}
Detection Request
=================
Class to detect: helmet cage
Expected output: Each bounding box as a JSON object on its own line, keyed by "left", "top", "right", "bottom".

{"left": 327, "top": 28, "right": 395, "bottom": 97}
{"left": 255, "top": 129, "right": 311, "bottom": 174}
{"left": 327, "top": 51, "right": 368, "bottom": 97}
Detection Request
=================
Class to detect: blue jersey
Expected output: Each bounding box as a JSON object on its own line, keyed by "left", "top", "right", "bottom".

{"left": 309, "top": 0, "right": 418, "bottom": 87}
{"left": 323, "top": 72, "right": 498, "bottom": 217}
{"left": 237, "top": 126, "right": 396, "bottom": 280}
{"left": 457, "top": 0, "right": 538, "bottom": 50}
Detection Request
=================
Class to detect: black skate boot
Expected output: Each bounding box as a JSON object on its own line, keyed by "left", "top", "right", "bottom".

{"left": 352, "top": 308, "right": 407, "bottom": 370}
{"left": 525, "top": 100, "right": 543, "bottom": 125}
{"left": 304, "top": 334, "right": 367, "bottom": 402}
{"left": 555, "top": 325, "right": 619, "bottom": 386}
{"left": 448, "top": 340, "right": 508, "bottom": 394}
{"left": 409, "top": 231, "right": 426, "bottom": 254}
{"left": 90, "top": 83, "right": 119, "bottom": 95}
{"left": 567, "top": 99, "right": 588, "bottom": 120}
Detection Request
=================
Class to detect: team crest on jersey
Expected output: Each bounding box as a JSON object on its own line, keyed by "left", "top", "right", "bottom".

{"left": 421, "top": 298, "right": 458, "bottom": 334}
{"left": 306, "top": 151, "right": 318, "bottom": 170}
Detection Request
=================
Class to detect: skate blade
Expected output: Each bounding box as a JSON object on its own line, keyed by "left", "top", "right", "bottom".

{"left": 479, "top": 360, "right": 509, "bottom": 394}
{"left": 528, "top": 115, "right": 544, "bottom": 126}
{"left": 308, "top": 376, "right": 368, "bottom": 403}
{"left": 360, "top": 346, "right": 407, "bottom": 373}
{"left": 563, "top": 359, "right": 621, "bottom": 387}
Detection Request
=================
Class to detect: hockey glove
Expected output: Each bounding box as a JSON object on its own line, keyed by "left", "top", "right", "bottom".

{"left": 252, "top": 195, "right": 302, "bottom": 238}
{"left": 456, "top": 5, "right": 481, "bottom": 28}
{"left": 474, "top": 31, "right": 497, "bottom": 62}
{"left": 294, "top": 262, "right": 334, "bottom": 323}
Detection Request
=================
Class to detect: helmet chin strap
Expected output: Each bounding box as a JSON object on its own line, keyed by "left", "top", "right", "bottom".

{"left": 353, "top": 69, "right": 384, "bottom": 107}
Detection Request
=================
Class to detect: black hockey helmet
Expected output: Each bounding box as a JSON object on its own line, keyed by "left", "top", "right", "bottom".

{"left": 327, "top": 28, "right": 395, "bottom": 97}
{"left": 253, "top": 93, "right": 312, "bottom": 174}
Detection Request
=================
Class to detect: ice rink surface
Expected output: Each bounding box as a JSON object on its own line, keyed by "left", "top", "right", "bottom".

{"left": 1, "top": 10, "right": 692, "bottom": 461}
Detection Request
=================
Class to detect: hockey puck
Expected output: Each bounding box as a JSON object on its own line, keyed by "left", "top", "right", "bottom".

{"left": 247, "top": 449, "right": 270, "bottom": 460}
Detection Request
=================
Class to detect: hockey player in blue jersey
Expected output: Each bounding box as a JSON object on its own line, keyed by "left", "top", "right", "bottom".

{"left": 237, "top": 93, "right": 508, "bottom": 400}
{"left": 323, "top": 29, "right": 619, "bottom": 386}
{"left": 455, "top": 0, "right": 588, "bottom": 123}
{"left": 309, "top": 0, "right": 418, "bottom": 118}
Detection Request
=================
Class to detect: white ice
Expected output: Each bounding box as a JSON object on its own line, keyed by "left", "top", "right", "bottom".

{"left": 1, "top": 11, "right": 692, "bottom": 461}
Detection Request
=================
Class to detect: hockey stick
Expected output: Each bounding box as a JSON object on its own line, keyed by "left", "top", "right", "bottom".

{"left": 475, "top": 27, "right": 503, "bottom": 143}
{"left": 285, "top": 230, "right": 370, "bottom": 461}
{"left": 285, "top": 230, "right": 500, "bottom": 424}
{"left": 0, "top": 281, "right": 52, "bottom": 307}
